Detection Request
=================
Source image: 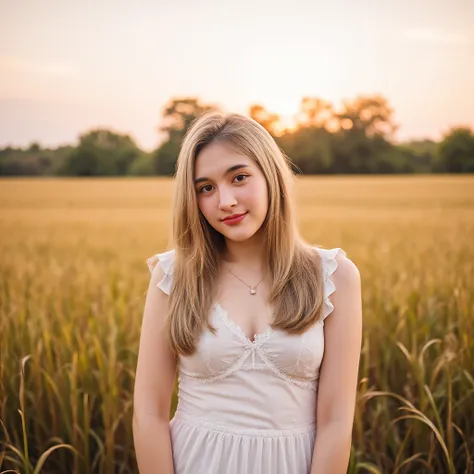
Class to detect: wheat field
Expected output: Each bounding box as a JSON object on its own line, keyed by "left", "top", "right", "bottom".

{"left": 0, "top": 175, "right": 473, "bottom": 474}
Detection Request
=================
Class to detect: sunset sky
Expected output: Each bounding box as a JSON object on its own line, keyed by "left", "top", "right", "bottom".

{"left": 1, "top": 0, "right": 473, "bottom": 151}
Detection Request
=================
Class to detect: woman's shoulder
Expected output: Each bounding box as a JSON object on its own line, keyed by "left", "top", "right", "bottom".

{"left": 312, "top": 245, "right": 358, "bottom": 280}
{"left": 146, "top": 248, "right": 175, "bottom": 274}
{"left": 311, "top": 246, "right": 347, "bottom": 272}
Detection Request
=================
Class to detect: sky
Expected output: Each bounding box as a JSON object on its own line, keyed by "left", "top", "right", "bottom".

{"left": 1, "top": 0, "right": 473, "bottom": 151}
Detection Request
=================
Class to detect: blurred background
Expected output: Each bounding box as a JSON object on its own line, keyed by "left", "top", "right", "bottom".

{"left": 1, "top": 0, "right": 473, "bottom": 175}
{"left": 1, "top": 1, "right": 473, "bottom": 474}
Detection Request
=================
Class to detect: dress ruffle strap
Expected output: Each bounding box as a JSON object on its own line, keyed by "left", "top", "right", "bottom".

{"left": 315, "top": 247, "right": 347, "bottom": 322}
{"left": 146, "top": 248, "right": 176, "bottom": 295}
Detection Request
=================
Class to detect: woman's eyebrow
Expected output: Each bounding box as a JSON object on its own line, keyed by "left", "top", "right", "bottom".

{"left": 194, "top": 164, "right": 250, "bottom": 185}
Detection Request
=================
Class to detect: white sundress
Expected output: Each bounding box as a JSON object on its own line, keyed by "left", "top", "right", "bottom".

{"left": 146, "top": 246, "right": 347, "bottom": 474}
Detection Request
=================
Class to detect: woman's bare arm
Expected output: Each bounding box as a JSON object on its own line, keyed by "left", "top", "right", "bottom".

{"left": 310, "top": 253, "right": 363, "bottom": 474}
{"left": 133, "top": 261, "right": 177, "bottom": 474}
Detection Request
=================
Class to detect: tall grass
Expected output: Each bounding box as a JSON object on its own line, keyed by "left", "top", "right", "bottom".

{"left": 0, "top": 175, "right": 473, "bottom": 473}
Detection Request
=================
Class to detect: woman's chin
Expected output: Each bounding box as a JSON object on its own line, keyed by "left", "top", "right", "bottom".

{"left": 221, "top": 227, "right": 258, "bottom": 242}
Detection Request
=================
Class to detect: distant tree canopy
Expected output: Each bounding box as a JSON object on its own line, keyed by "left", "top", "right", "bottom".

{"left": 153, "top": 98, "right": 218, "bottom": 176}
{"left": 436, "top": 127, "right": 474, "bottom": 173}
{"left": 0, "top": 144, "right": 73, "bottom": 176}
{"left": 1, "top": 95, "right": 473, "bottom": 176}
{"left": 58, "top": 129, "right": 142, "bottom": 176}
{"left": 249, "top": 105, "right": 281, "bottom": 135}
{"left": 259, "top": 94, "right": 406, "bottom": 174}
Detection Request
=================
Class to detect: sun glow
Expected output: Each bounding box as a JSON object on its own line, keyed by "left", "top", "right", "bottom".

{"left": 273, "top": 115, "right": 299, "bottom": 136}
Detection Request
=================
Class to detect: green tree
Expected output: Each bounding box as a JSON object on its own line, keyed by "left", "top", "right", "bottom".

{"left": 153, "top": 98, "right": 219, "bottom": 175}
{"left": 0, "top": 145, "right": 72, "bottom": 176}
{"left": 60, "top": 129, "right": 140, "bottom": 176}
{"left": 128, "top": 152, "right": 154, "bottom": 176}
{"left": 278, "top": 97, "right": 336, "bottom": 173}
{"left": 328, "top": 95, "right": 398, "bottom": 173}
{"left": 159, "top": 97, "right": 217, "bottom": 145}
{"left": 437, "top": 127, "right": 474, "bottom": 173}
{"left": 28, "top": 141, "right": 41, "bottom": 152}
{"left": 400, "top": 139, "right": 437, "bottom": 173}
{"left": 277, "top": 127, "right": 332, "bottom": 174}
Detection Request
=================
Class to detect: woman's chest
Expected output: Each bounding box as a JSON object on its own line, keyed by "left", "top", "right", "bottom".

{"left": 178, "top": 304, "right": 325, "bottom": 387}
{"left": 214, "top": 277, "right": 274, "bottom": 341}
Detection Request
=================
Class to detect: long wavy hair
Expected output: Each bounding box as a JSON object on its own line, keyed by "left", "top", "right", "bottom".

{"left": 165, "top": 111, "right": 325, "bottom": 356}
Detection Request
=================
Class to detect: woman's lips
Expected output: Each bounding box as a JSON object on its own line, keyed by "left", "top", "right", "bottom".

{"left": 222, "top": 212, "right": 248, "bottom": 225}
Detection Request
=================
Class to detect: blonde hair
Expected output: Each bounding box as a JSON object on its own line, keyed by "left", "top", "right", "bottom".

{"left": 165, "top": 111, "right": 325, "bottom": 356}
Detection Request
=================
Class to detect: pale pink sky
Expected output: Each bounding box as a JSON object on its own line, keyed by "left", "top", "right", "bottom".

{"left": 1, "top": 0, "right": 473, "bottom": 151}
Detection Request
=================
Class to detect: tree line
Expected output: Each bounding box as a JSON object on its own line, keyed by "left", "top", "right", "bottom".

{"left": 1, "top": 95, "right": 473, "bottom": 176}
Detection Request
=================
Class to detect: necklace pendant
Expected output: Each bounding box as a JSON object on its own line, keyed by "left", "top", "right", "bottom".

{"left": 250, "top": 288, "right": 257, "bottom": 295}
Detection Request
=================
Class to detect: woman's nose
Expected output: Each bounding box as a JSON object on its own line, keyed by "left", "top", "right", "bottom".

{"left": 218, "top": 187, "right": 237, "bottom": 210}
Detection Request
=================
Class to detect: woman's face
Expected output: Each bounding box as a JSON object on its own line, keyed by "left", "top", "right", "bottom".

{"left": 194, "top": 141, "right": 269, "bottom": 242}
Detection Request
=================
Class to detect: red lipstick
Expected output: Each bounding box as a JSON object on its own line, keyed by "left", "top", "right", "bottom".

{"left": 221, "top": 212, "right": 248, "bottom": 225}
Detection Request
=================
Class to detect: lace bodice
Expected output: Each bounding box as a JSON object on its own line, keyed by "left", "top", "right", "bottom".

{"left": 146, "top": 247, "right": 345, "bottom": 394}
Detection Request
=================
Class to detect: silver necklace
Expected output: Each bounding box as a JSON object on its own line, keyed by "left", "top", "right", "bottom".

{"left": 226, "top": 267, "right": 264, "bottom": 295}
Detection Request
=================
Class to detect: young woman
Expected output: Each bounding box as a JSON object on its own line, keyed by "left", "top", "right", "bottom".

{"left": 133, "top": 112, "right": 362, "bottom": 474}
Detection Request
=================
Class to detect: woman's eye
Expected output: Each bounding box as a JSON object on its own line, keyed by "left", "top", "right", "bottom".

{"left": 199, "top": 185, "right": 213, "bottom": 194}
{"left": 233, "top": 174, "right": 248, "bottom": 183}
